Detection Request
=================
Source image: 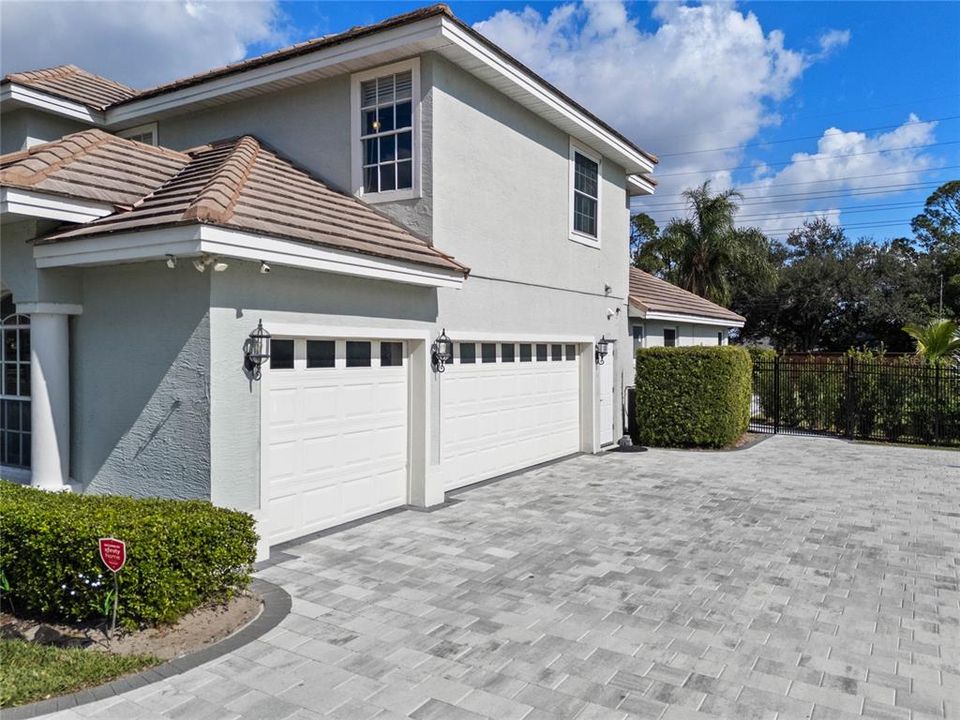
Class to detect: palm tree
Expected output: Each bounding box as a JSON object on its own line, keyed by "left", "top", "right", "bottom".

{"left": 903, "top": 318, "right": 960, "bottom": 366}
{"left": 641, "top": 181, "right": 772, "bottom": 306}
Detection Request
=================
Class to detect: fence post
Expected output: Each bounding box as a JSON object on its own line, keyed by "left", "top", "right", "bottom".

{"left": 845, "top": 355, "right": 856, "bottom": 439}
{"left": 935, "top": 364, "right": 942, "bottom": 445}
{"left": 773, "top": 356, "right": 781, "bottom": 435}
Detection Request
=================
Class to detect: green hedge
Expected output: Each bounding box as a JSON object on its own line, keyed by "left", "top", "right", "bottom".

{"left": 634, "top": 346, "right": 751, "bottom": 447}
{"left": 0, "top": 483, "right": 257, "bottom": 627}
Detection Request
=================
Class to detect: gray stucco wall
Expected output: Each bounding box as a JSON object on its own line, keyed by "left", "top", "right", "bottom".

{"left": 429, "top": 54, "right": 632, "bottom": 439}
{"left": 0, "top": 109, "right": 91, "bottom": 154}
{"left": 72, "top": 263, "right": 211, "bottom": 499}
{"left": 208, "top": 260, "right": 437, "bottom": 511}
{"left": 1, "top": 219, "right": 82, "bottom": 304}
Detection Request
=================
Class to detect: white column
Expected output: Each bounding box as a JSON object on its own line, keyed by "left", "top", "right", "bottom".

{"left": 26, "top": 308, "right": 76, "bottom": 490}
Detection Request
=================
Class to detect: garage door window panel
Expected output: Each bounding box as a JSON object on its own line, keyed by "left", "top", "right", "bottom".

{"left": 271, "top": 339, "right": 295, "bottom": 370}
{"left": 502, "top": 344, "right": 515, "bottom": 362}
{"left": 519, "top": 344, "right": 532, "bottom": 362}
{"left": 347, "top": 341, "right": 372, "bottom": 367}
{"left": 380, "top": 341, "right": 404, "bottom": 367}
{"left": 536, "top": 344, "right": 548, "bottom": 362}
{"left": 307, "top": 340, "right": 335, "bottom": 368}
{"left": 459, "top": 343, "right": 476, "bottom": 364}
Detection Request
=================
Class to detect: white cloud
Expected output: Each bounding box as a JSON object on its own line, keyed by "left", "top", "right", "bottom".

{"left": 816, "top": 29, "right": 851, "bottom": 58}
{"left": 736, "top": 115, "right": 940, "bottom": 236}
{"left": 0, "top": 0, "right": 288, "bottom": 88}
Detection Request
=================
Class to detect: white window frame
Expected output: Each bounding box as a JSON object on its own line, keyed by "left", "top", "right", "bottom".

{"left": 350, "top": 58, "right": 421, "bottom": 204}
{"left": 116, "top": 122, "right": 158, "bottom": 146}
{"left": 1, "top": 309, "right": 31, "bottom": 472}
{"left": 569, "top": 139, "right": 602, "bottom": 248}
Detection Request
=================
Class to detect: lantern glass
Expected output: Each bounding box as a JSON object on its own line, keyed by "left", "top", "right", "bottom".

{"left": 436, "top": 329, "right": 453, "bottom": 363}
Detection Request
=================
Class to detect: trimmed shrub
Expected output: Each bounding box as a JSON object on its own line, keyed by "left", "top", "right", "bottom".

{"left": 634, "top": 346, "right": 751, "bottom": 447}
{"left": 0, "top": 483, "right": 257, "bottom": 627}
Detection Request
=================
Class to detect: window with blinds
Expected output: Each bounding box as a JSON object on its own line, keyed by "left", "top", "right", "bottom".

{"left": 359, "top": 70, "right": 414, "bottom": 194}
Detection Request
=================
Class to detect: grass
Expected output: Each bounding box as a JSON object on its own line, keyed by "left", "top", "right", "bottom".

{"left": 0, "top": 639, "right": 160, "bottom": 708}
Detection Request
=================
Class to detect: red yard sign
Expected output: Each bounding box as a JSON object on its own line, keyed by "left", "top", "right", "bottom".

{"left": 98, "top": 538, "right": 126, "bottom": 573}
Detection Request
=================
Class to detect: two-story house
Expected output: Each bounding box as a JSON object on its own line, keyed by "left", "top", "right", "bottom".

{"left": 0, "top": 4, "right": 657, "bottom": 557}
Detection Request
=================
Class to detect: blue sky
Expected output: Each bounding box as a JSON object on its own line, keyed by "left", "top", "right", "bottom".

{"left": 3, "top": 0, "right": 958, "bottom": 242}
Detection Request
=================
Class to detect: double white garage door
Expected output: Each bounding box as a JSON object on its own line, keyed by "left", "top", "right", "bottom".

{"left": 263, "top": 336, "right": 581, "bottom": 545}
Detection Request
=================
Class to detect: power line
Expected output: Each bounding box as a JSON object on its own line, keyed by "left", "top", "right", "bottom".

{"left": 658, "top": 115, "right": 960, "bottom": 158}
{"left": 636, "top": 182, "right": 947, "bottom": 213}
{"left": 652, "top": 140, "right": 960, "bottom": 178}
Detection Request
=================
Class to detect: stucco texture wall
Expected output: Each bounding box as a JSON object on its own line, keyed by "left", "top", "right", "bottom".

{"left": 0, "top": 109, "right": 91, "bottom": 154}
{"left": 208, "top": 261, "right": 437, "bottom": 511}
{"left": 72, "top": 263, "right": 211, "bottom": 499}
{"left": 1, "top": 219, "right": 82, "bottom": 305}
{"left": 635, "top": 319, "right": 728, "bottom": 349}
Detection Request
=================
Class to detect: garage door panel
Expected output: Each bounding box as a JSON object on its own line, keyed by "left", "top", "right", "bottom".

{"left": 441, "top": 341, "right": 580, "bottom": 490}
{"left": 264, "top": 338, "right": 409, "bottom": 545}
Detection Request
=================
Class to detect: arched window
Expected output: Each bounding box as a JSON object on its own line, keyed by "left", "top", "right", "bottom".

{"left": 1, "top": 294, "right": 30, "bottom": 469}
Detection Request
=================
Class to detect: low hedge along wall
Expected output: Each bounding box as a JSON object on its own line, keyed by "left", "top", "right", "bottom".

{"left": 0, "top": 483, "right": 257, "bottom": 627}
{"left": 634, "top": 346, "right": 751, "bottom": 447}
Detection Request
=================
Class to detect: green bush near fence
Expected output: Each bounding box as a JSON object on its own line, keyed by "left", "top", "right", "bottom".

{"left": 634, "top": 346, "right": 752, "bottom": 448}
{"left": 0, "top": 482, "right": 257, "bottom": 628}
{"left": 752, "top": 349, "right": 960, "bottom": 445}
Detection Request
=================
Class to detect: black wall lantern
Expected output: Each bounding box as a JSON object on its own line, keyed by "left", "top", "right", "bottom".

{"left": 244, "top": 319, "right": 271, "bottom": 380}
{"left": 431, "top": 328, "right": 453, "bottom": 373}
{"left": 595, "top": 335, "right": 610, "bottom": 365}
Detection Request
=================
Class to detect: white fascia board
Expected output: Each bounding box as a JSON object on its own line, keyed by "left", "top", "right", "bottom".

{"left": 200, "top": 226, "right": 465, "bottom": 289}
{"left": 0, "top": 83, "right": 103, "bottom": 124}
{"left": 267, "top": 322, "right": 431, "bottom": 343}
{"left": 627, "top": 175, "right": 656, "bottom": 196}
{"left": 34, "top": 224, "right": 466, "bottom": 289}
{"left": 0, "top": 187, "right": 115, "bottom": 224}
{"left": 439, "top": 18, "right": 656, "bottom": 176}
{"left": 641, "top": 309, "right": 745, "bottom": 328}
{"left": 104, "top": 19, "right": 446, "bottom": 125}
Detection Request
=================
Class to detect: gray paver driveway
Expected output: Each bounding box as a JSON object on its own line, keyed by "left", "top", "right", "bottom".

{"left": 40, "top": 436, "right": 959, "bottom": 720}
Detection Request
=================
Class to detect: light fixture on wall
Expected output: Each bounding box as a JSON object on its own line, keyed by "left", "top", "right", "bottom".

{"left": 165, "top": 254, "right": 177, "bottom": 269}
{"left": 595, "top": 335, "right": 610, "bottom": 365}
{"left": 431, "top": 328, "right": 453, "bottom": 373}
{"left": 244, "top": 319, "right": 271, "bottom": 380}
{"left": 192, "top": 255, "right": 229, "bottom": 273}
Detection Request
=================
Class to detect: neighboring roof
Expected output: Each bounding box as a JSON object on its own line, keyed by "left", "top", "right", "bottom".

{"left": 40, "top": 135, "right": 468, "bottom": 275}
{"left": 629, "top": 268, "right": 745, "bottom": 325}
{"left": 2, "top": 65, "right": 138, "bottom": 111}
{"left": 0, "top": 129, "right": 189, "bottom": 208}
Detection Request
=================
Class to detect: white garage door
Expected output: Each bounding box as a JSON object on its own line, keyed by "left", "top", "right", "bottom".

{"left": 441, "top": 341, "right": 581, "bottom": 490}
{"left": 263, "top": 337, "right": 408, "bottom": 545}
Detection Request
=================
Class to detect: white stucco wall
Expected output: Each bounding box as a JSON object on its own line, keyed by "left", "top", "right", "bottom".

{"left": 634, "top": 320, "right": 729, "bottom": 349}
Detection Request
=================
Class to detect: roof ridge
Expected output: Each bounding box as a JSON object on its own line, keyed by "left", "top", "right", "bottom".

{"left": 182, "top": 136, "right": 261, "bottom": 223}
{"left": 0, "top": 129, "right": 114, "bottom": 185}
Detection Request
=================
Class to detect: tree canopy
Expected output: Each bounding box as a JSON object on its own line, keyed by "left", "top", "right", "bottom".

{"left": 631, "top": 180, "right": 959, "bottom": 352}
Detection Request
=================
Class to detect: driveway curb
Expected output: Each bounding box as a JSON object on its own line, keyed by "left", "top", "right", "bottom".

{"left": 3, "top": 578, "right": 291, "bottom": 720}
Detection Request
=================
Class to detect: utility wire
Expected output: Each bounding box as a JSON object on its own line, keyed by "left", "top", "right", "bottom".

{"left": 653, "top": 140, "right": 960, "bottom": 178}
{"left": 658, "top": 115, "right": 960, "bottom": 158}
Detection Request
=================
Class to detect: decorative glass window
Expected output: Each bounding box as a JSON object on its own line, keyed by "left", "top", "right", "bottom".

{"left": 1, "top": 299, "right": 31, "bottom": 469}
{"left": 346, "top": 341, "right": 372, "bottom": 367}
{"left": 359, "top": 69, "right": 414, "bottom": 195}
{"left": 459, "top": 343, "right": 476, "bottom": 364}
{"left": 571, "top": 144, "right": 600, "bottom": 240}
{"left": 270, "top": 339, "right": 294, "bottom": 369}
{"left": 307, "top": 340, "right": 335, "bottom": 368}
{"left": 380, "top": 342, "right": 403, "bottom": 367}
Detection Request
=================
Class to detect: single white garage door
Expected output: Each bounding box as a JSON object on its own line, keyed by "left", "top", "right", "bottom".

{"left": 441, "top": 341, "right": 581, "bottom": 490}
{"left": 263, "top": 337, "right": 408, "bottom": 545}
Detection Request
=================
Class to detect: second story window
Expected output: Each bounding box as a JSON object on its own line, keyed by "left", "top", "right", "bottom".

{"left": 569, "top": 141, "right": 601, "bottom": 244}
{"left": 353, "top": 59, "right": 419, "bottom": 201}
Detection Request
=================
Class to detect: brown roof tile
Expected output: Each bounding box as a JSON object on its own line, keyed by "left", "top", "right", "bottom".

{"left": 629, "top": 267, "right": 745, "bottom": 324}
{"left": 0, "top": 129, "right": 190, "bottom": 207}
{"left": 41, "top": 136, "right": 468, "bottom": 275}
{"left": 3, "top": 65, "right": 138, "bottom": 110}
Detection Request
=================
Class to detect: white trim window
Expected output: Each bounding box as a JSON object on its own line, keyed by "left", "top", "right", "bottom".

{"left": 1, "top": 296, "right": 30, "bottom": 470}
{"left": 351, "top": 59, "right": 420, "bottom": 203}
{"left": 117, "top": 122, "right": 158, "bottom": 146}
{"left": 569, "top": 140, "right": 602, "bottom": 245}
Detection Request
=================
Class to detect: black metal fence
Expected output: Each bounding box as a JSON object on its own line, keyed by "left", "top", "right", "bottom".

{"left": 750, "top": 356, "right": 960, "bottom": 446}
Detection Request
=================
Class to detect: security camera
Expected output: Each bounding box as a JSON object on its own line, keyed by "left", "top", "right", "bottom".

{"left": 260, "top": 261, "right": 271, "bottom": 274}
{"left": 192, "top": 258, "right": 207, "bottom": 273}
